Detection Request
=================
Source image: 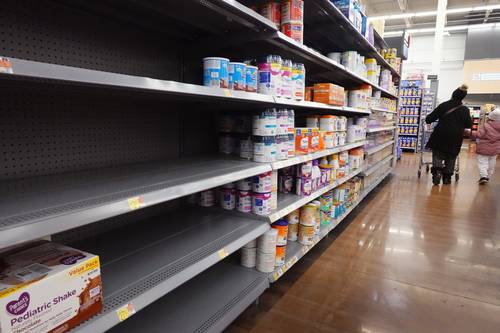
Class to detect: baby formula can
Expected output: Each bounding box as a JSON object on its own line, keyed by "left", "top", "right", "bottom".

{"left": 203, "top": 57, "right": 229, "bottom": 88}
{"left": 199, "top": 189, "right": 215, "bottom": 207}
{"left": 281, "top": 22, "right": 304, "bottom": 44}
{"left": 253, "top": 135, "right": 277, "bottom": 162}
{"left": 292, "top": 63, "right": 305, "bottom": 100}
{"left": 259, "top": 1, "right": 281, "bottom": 28}
{"left": 246, "top": 65, "right": 258, "bottom": 92}
{"left": 295, "top": 176, "right": 312, "bottom": 196}
{"left": 276, "top": 109, "right": 289, "bottom": 135}
{"left": 279, "top": 174, "right": 294, "bottom": 193}
{"left": 287, "top": 221, "right": 299, "bottom": 241}
{"left": 276, "top": 134, "right": 289, "bottom": 160}
{"left": 287, "top": 209, "right": 300, "bottom": 224}
{"left": 306, "top": 116, "right": 320, "bottom": 128}
{"left": 275, "top": 245, "right": 287, "bottom": 267}
{"left": 297, "top": 160, "right": 313, "bottom": 178}
{"left": 272, "top": 219, "right": 289, "bottom": 246}
{"left": 300, "top": 203, "right": 317, "bottom": 226}
{"left": 252, "top": 192, "right": 272, "bottom": 216}
{"left": 320, "top": 115, "right": 336, "bottom": 132}
{"left": 218, "top": 134, "right": 235, "bottom": 155}
{"left": 220, "top": 187, "right": 236, "bottom": 210}
{"left": 237, "top": 190, "right": 252, "bottom": 213}
{"left": 237, "top": 177, "right": 253, "bottom": 191}
{"left": 257, "top": 251, "right": 276, "bottom": 273}
{"left": 253, "top": 171, "right": 273, "bottom": 193}
{"left": 239, "top": 136, "right": 253, "bottom": 160}
{"left": 258, "top": 56, "right": 272, "bottom": 95}
{"left": 288, "top": 133, "right": 295, "bottom": 158}
{"left": 228, "top": 62, "right": 246, "bottom": 91}
{"left": 252, "top": 109, "right": 277, "bottom": 136}
{"left": 269, "top": 55, "right": 282, "bottom": 97}
{"left": 298, "top": 223, "right": 315, "bottom": 245}
{"left": 281, "top": 0, "right": 304, "bottom": 23}
{"left": 241, "top": 247, "right": 257, "bottom": 268}
{"left": 258, "top": 228, "right": 278, "bottom": 253}
{"left": 280, "top": 59, "right": 293, "bottom": 98}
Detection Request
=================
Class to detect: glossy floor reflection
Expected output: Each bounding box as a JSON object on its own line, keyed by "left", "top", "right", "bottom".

{"left": 227, "top": 150, "right": 500, "bottom": 333}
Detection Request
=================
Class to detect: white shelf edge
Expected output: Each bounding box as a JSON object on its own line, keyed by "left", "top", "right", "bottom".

{"left": 361, "top": 154, "right": 394, "bottom": 176}
{"left": 371, "top": 107, "right": 397, "bottom": 114}
{"left": 366, "top": 125, "right": 397, "bottom": 133}
{"left": 269, "top": 168, "right": 392, "bottom": 282}
{"left": 365, "top": 140, "right": 395, "bottom": 155}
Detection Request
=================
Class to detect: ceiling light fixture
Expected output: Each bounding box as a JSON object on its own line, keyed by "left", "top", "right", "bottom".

{"left": 369, "top": 4, "right": 500, "bottom": 21}
{"left": 383, "top": 22, "right": 500, "bottom": 36}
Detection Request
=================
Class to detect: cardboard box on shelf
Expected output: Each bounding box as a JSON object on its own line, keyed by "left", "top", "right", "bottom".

{"left": 0, "top": 242, "right": 102, "bottom": 333}
{"left": 313, "top": 83, "right": 345, "bottom": 106}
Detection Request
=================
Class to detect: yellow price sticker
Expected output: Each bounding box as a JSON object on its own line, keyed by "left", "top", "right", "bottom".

{"left": 127, "top": 196, "right": 144, "bottom": 210}
{"left": 223, "top": 89, "right": 232, "bottom": 97}
{"left": 116, "top": 303, "right": 136, "bottom": 322}
{"left": 217, "top": 248, "right": 229, "bottom": 260}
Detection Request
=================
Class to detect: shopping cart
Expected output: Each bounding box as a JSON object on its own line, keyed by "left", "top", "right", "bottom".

{"left": 417, "top": 120, "right": 460, "bottom": 181}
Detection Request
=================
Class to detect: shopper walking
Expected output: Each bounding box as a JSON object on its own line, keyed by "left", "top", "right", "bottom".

{"left": 425, "top": 84, "right": 472, "bottom": 185}
{"left": 474, "top": 108, "right": 500, "bottom": 184}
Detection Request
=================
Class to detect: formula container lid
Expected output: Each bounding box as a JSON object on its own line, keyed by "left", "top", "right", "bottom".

{"left": 272, "top": 219, "right": 289, "bottom": 227}
{"left": 203, "top": 57, "right": 230, "bottom": 61}
{"left": 229, "top": 62, "right": 246, "bottom": 66}
{"left": 321, "top": 115, "right": 337, "bottom": 119}
{"left": 264, "top": 228, "right": 278, "bottom": 236}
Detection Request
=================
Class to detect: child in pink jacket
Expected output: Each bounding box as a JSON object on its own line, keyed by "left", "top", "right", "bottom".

{"left": 475, "top": 108, "right": 500, "bottom": 184}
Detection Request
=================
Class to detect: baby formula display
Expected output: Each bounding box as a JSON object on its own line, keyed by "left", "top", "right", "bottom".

{"left": 220, "top": 187, "right": 236, "bottom": 210}
{"left": 203, "top": 57, "right": 229, "bottom": 88}
{"left": 300, "top": 203, "right": 317, "bottom": 226}
{"left": 253, "top": 135, "right": 277, "bottom": 162}
{"left": 298, "top": 223, "right": 315, "bottom": 245}
{"left": 252, "top": 109, "right": 277, "bottom": 136}
{"left": 292, "top": 63, "right": 305, "bottom": 100}
{"left": 280, "top": 59, "right": 293, "bottom": 98}
{"left": 237, "top": 190, "right": 252, "bottom": 213}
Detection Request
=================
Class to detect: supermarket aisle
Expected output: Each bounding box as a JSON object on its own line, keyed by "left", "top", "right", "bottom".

{"left": 228, "top": 150, "right": 500, "bottom": 333}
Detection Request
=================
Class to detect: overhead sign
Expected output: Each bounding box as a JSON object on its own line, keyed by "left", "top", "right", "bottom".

{"left": 472, "top": 72, "right": 500, "bottom": 81}
{"left": 427, "top": 74, "right": 438, "bottom": 80}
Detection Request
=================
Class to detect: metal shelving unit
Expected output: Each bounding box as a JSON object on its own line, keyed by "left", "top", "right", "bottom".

{"left": 367, "top": 125, "right": 397, "bottom": 133}
{"left": 107, "top": 262, "right": 268, "bottom": 333}
{"left": 0, "top": 156, "right": 270, "bottom": 248}
{"left": 1, "top": 0, "right": 399, "bottom": 331}
{"left": 362, "top": 155, "right": 394, "bottom": 176}
{"left": 365, "top": 140, "right": 395, "bottom": 155}
{"left": 71, "top": 209, "right": 269, "bottom": 333}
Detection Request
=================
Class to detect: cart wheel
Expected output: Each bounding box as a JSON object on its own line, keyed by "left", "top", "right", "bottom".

{"left": 426, "top": 165, "right": 430, "bottom": 173}
{"left": 455, "top": 173, "right": 459, "bottom": 182}
{"left": 418, "top": 170, "right": 421, "bottom": 178}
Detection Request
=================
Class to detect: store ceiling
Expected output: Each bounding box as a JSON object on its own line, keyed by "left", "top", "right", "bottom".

{"left": 365, "top": 0, "right": 500, "bottom": 32}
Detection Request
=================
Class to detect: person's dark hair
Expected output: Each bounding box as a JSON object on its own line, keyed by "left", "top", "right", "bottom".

{"left": 452, "top": 84, "right": 468, "bottom": 101}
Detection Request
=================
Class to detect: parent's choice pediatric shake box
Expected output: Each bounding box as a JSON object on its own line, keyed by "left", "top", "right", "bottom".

{"left": 0, "top": 242, "right": 102, "bottom": 333}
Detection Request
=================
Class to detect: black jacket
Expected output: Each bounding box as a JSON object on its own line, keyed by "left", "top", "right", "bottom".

{"left": 425, "top": 99, "right": 472, "bottom": 157}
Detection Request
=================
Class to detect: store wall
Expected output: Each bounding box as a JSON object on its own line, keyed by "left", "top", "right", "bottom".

{"left": 402, "top": 33, "right": 467, "bottom": 103}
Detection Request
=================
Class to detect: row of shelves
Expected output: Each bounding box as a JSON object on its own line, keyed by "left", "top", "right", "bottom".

{"left": 365, "top": 140, "right": 395, "bottom": 155}
{"left": 361, "top": 154, "right": 394, "bottom": 177}
{"left": 269, "top": 168, "right": 392, "bottom": 282}
{"left": 366, "top": 125, "right": 397, "bottom": 133}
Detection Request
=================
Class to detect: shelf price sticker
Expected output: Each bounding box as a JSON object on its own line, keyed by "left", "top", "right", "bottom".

{"left": 223, "top": 89, "right": 232, "bottom": 97}
{"left": 116, "top": 303, "right": 136, "bottom": 322}
{"left": 127, "top": 196, "right": 145, "bottom": 210}
{"left": 0, "top": 57, "right": 13, "bottom": 74}
{"left": 217, "top": 248, "right": 229, "bottom": 260}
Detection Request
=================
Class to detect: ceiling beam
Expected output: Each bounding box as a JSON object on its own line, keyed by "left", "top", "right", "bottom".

{"left": 395, "top": 0, "right": 412, "bottom": 28}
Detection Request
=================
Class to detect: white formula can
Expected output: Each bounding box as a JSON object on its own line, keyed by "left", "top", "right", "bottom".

{"left": 237, "top": 178, "right": 253, "bottom": 191}
{"left": 241, "top": 247, "right": 257, "bottom": 268}
{"left": 258, "top": 228, "right": 278, "bottom": 253}
{"left": 220, "top": 188, "right": 236, "bottom": 210}
{"left": 203, "top": 57, "right": 229, "bottom": 88}
{"left": 253, "top": 172, "right": 273, "bottom": 193}
{"left": 199, "top": 189, "right": 215, "bottom": 207}
{"left": 237, "top": 190, "right": 252, "bottom": 213}
{"left": 256, "top": 251, "right": 276, "bottom": 273}
{"left": 243, "top": 239, "right": 257, "bottom": 249}
{"left": 252, "top": 192, "right": 272, "bottom": 216}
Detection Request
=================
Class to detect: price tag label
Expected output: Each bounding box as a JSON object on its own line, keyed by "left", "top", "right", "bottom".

{"left": 217, "top": 248, "right": 229, "bottom": 260}
{"left": 223, "top": 89, "right": 232, "bottom": 97}
{"left": 0, "top": 57, "right": 13, "bottom": 74}
{"left": 116, "top": 303, "right": 136, "bottom": 322}
{"left": 273, "top": 272, "right": 280, "bottom": 281}
{"left": 127, "top": 196, "right": 144, "bottom": 210}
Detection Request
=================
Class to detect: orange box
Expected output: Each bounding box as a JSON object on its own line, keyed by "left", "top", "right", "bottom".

{"left": 305, "top": 86, "right": 314, "bottom": 101}
{"left": 295, "top": 128, "right": 311, "bottom": 155}
{"left": 313, "top": 83, "right": 345, "bottom": 106}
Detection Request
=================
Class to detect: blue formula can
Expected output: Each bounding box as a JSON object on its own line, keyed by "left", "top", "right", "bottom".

{"left": 203, "top": 57, "right": 229, "bottom": 88}
{"left": 228, "top": 62, "right": 246, "bottom": 91}
{"left": 246, "top": 65, "right": 258, "bottom": 92}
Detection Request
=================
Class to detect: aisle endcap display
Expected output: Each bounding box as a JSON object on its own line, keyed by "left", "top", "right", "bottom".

{"left": 270, "top": 167, "right": 392, "bottom": 283}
